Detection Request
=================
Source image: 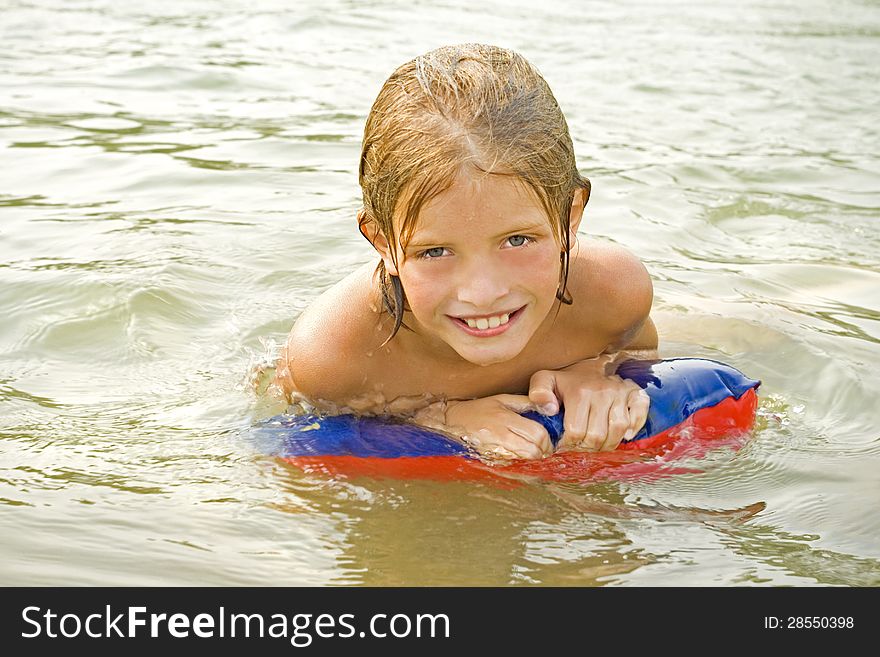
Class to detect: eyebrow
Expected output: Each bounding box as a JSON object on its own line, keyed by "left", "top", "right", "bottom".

{"left": 403, "top": 239, "right": 443, "bottom": 249}
{"left": 491, "top": 221, "right": 552, "bottom": 239}
{"left": 406, "top": 221, "right": 552, "bottom": 248}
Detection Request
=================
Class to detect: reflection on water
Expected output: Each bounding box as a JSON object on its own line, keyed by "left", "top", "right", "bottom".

{"left": 1, "top": 0, "right": 879, "bottom": 585}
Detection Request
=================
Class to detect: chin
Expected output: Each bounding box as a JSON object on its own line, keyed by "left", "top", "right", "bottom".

{"left": 453, "top": 341, "right": 526, "bottom": 367}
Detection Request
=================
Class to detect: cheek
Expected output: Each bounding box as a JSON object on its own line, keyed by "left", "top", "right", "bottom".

{"left": 507, "top": 244, "right": 561, "bottom": 291}
{"left": 398, "top": 266, "right": 449, "bottom": 315}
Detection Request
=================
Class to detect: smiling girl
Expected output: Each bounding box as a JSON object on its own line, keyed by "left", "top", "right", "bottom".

{"left": 272, "top": 43, "right": 658, "bottom": 460}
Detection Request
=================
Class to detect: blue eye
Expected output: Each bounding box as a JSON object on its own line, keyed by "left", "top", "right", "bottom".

{"left": 423, "top": 247, "right": 446, "bottom": 258}
{"left": 507, "top": 235, "right": 529, "bottom": 247}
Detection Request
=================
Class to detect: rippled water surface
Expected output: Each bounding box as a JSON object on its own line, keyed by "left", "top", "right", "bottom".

{"left": 2, "top": 0, "right": 879, "bottom": 585}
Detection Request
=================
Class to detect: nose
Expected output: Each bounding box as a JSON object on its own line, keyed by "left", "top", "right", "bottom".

{"left": 454, "top": 255, "right": 510, "bottom": 309}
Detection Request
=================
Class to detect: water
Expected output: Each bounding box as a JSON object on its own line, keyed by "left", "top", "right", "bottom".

{"left": 1, "top": 0, "right": 879, "bottom": 585}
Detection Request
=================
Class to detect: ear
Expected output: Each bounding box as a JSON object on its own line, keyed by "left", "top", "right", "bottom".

{"left": 567, "top": 183, "right": 590, "bottom": 240}
{"left": 358, "top": 210, "right": 399, "bottom": 276}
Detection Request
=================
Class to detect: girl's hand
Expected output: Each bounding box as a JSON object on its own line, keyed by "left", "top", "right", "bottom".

{"left": 528, "top": 361, "right": 650, "bottom": 452}
{"left": 416, "top": 395, "right": 552, "bottom": 460}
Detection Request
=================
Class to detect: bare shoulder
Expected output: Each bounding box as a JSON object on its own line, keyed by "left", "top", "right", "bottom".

{"left": 274, "top": 262, "right": 387, "bottom": 403}
{"left": 565, "top": 240, "right": 654, "bottom": 348}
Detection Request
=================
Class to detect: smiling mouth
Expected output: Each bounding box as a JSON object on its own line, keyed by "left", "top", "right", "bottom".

{"left": 449, "top": 306, "right": 525, "bottom": 336}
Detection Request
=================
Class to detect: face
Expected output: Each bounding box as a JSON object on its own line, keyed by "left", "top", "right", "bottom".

{"left": 382, "top": 170, "right": 567, "bottom": 366}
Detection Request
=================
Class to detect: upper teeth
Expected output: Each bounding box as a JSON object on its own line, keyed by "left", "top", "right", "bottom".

{"left": 465, "top": 313, "right": 510, "bottom": 330}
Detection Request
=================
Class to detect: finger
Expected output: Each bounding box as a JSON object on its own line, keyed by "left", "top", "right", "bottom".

{"left": 508, "top": 418, "right": 553, "bottom": 457}
{"left": 528, "top": 370, "right": 560, "bottom": 415}
{"left": 481, "top": 444, "right": 521, "bottom": 461}
{"left": 493, "top": 394, "right": 538, "bottom": 414}
{"left": 558, "top": 392, "right": 591, "bottom": 451}
{"left": 625, "top": 388, "right": 650, "bottom": 441}
{"left": 466, "top": 428, "right": 541, "bottom": 461}
{"left": 579, "top": 394, "right": 612, "bottom": 451}
{"left": 500, "top": 431, "right": 546, "bottom": 460}
{"left": 598, "top": 398, "right": 630, "bottom": 451}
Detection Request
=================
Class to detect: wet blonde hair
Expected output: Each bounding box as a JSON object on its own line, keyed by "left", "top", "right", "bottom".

{"left": 358, "top": 43, "right": 590, "bottom": 340}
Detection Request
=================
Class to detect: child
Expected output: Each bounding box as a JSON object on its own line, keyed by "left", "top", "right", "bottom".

{"left": 272, "top": 43, "right": 657, "bottom": 460}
